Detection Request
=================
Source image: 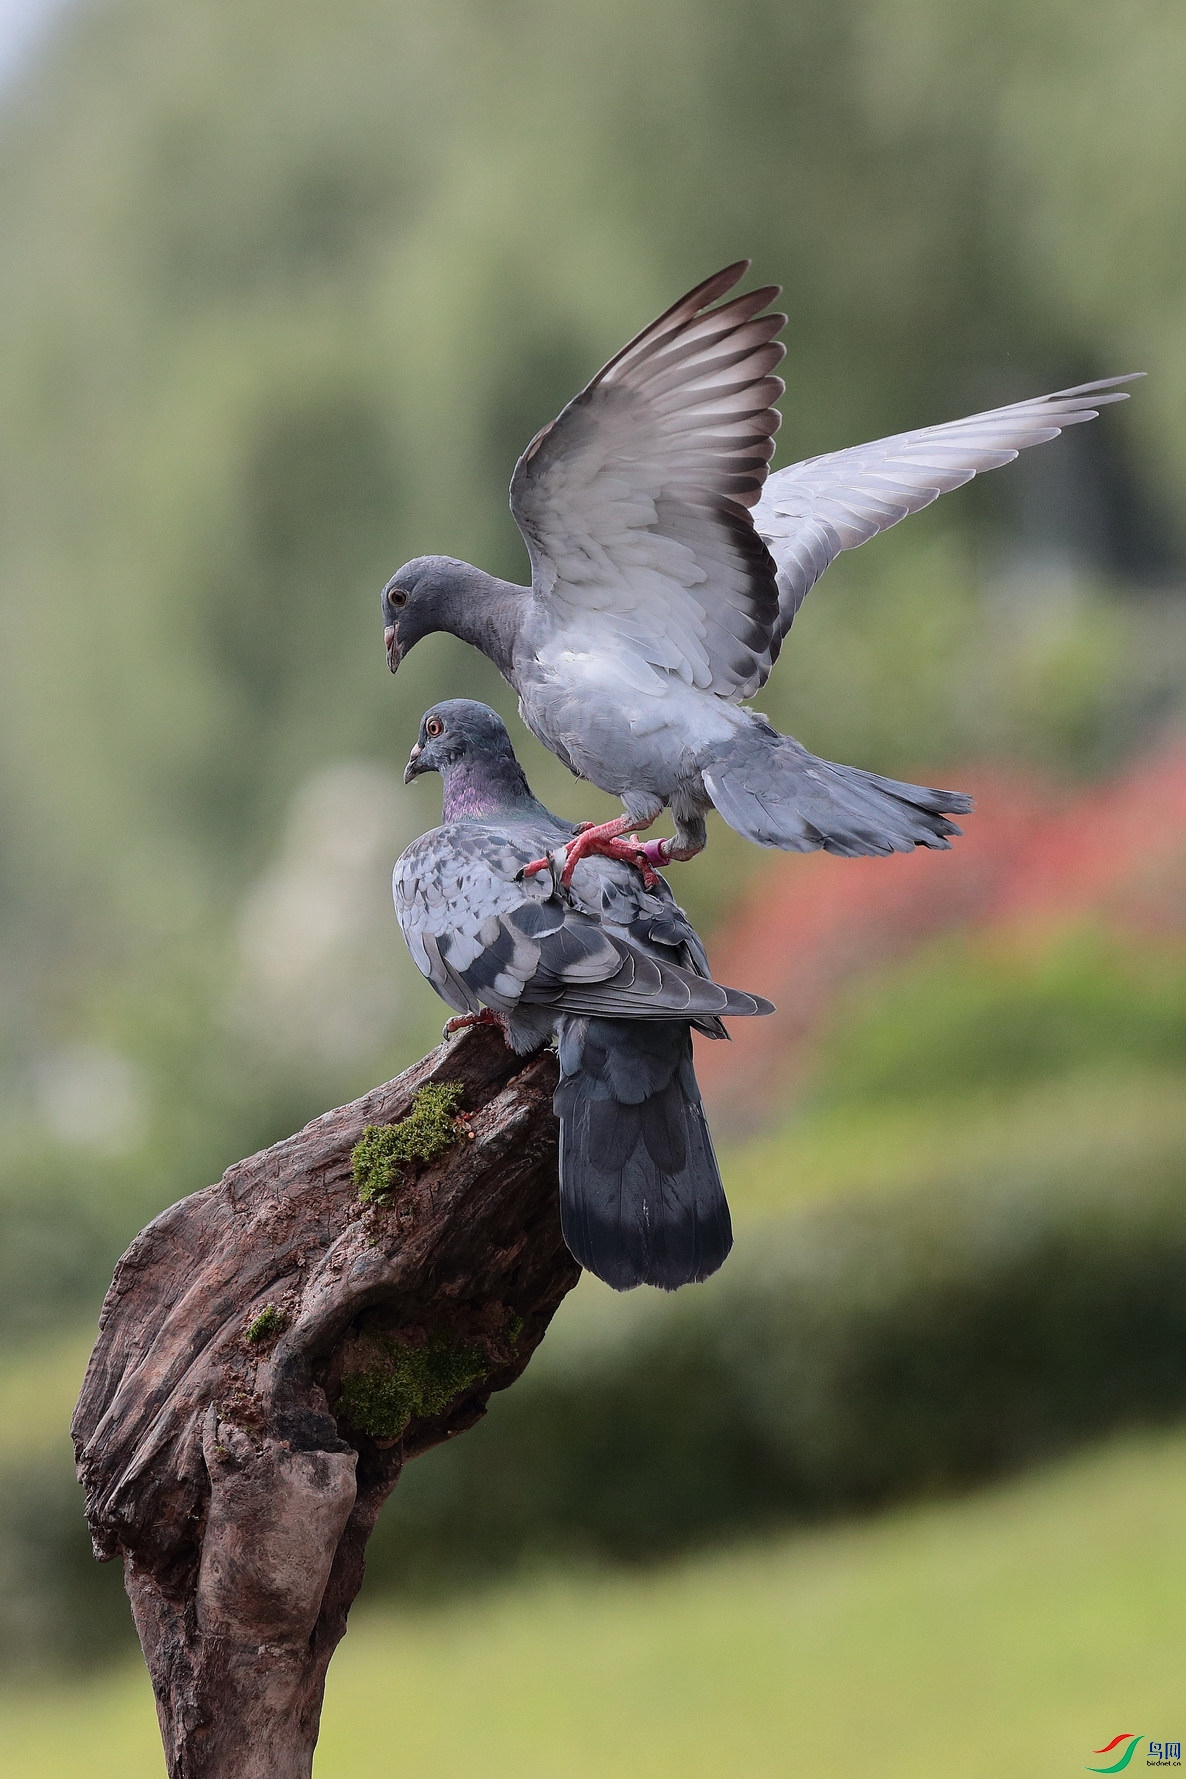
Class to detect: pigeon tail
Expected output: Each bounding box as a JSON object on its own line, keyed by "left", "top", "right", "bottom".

{"left": 700, "top": 719, "right": 971, "bottom": 858}
{"left": 554, "top": 1018, "right": 731, "bottom": 1292}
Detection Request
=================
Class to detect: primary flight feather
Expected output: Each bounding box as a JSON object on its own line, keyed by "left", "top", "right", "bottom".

{"left": 382, "top": 262, "right": 1140, "bottom": 879}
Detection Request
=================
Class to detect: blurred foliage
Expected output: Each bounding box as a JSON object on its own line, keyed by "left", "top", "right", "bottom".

{"left": 9, "top": 1042, "right": 1186, "bottom": 1672}
{"left": 365, "top": 1128, "right": 1186, "bottom": 1596}
{"left": 0, "top": 1332, "right": 130, "bottom": 1672}
{"left": 761, "top": 534, "right": 1179, "bottom": 782}
{"left": 811, "top": 927, "right": 1186, "bottom": 1108}
{"left": 725, "top": 1068, "right": 1186, "bottom": 1225}
{"left": 0, "top": 0, "right": 1183, "bottom": 1280}
{"left": 0, "top": 0, "right": 1180, "bottom": 949}
{"left": 2, "top": 0, "right": 1186, "bottom": 1708}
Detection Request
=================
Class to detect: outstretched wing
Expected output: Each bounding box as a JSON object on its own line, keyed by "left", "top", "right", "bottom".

{"left": 510, "top": 263, "right": 785, "bottom": 700}
{"left": 394, "top": 826, "right": 771, "bottom": 1022}
{"left": 753, "top": 375, "right": 1143, "bottom": 656}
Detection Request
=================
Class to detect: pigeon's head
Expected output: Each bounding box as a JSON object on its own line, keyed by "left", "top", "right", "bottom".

{"left": 403, "top": 699, "right": 517, "bottom": 786}
{"left": 382, "top": 555, "right": 470, "bottom": 672}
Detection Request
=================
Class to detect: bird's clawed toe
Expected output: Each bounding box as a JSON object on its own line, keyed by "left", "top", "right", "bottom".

{"left": 518, "top": 819, "right": 670, "bottom": 889}
{"left": 443, "top": 1008, "right": 511, "bottom": 1043}
{"left": 515, "top": 853, "right": 556, "bottom": 883}
{"left": 558, "top": 826, "right": 660, "bottom": 889}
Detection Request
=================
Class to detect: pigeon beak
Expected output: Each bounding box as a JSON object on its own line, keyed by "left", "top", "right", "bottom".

{"left": 403, "top": 743, "right": 423, "bottom": 785}
{"left": 385, "top": 624, "right": 402, "bottom": 673}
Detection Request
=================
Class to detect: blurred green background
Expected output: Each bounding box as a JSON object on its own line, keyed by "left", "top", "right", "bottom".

{"left": 2, "top": 0, "right": 1186, "bottom": 1773}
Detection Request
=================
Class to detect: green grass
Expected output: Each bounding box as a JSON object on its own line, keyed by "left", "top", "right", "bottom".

{"left": 4, "top": 1426, "right": 1186, "bottom": 1778}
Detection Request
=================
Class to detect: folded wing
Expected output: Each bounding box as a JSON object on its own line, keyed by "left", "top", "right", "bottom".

{"left": 395, "top": 828, "right": 772, "bottom": 1024}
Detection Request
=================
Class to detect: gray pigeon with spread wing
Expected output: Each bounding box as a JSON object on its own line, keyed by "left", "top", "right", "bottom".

{"left": 382, "top": 262, "right": 1139, "bottom": 881}
{"left": 394, "top": 699, "right": 772, "bottom": 1291}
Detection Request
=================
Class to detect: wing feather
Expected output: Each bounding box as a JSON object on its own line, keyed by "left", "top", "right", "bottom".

{"left": 752, "top": 375, "right": 1143, "bottom": 665}
{"left": 511, "top": 264, "right": 786, "bottom": 699}
{"left": 394, "top": 824, "right": 773, "bottom": 1024}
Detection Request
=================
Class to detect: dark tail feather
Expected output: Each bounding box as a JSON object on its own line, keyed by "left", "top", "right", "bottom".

{"left": 702, "top": 721, "right": 972, "bottom": 857}
{"left": 554, "top": 1018, "right": 731, "bottom": 1292}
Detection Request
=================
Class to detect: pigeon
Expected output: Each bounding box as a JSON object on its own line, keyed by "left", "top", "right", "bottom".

{"left": 382, "top": 261, "right": 1140, "bottom": 882}
{"left": 394, "top": 698, "right": 773, "bottom": 1290}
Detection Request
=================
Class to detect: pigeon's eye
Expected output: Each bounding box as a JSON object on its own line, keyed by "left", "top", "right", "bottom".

{"left": 389, "top": 588, "right": 408, "bottom": 608}
{"left": 425, "top": 716, "right": 444, "bottom": 738}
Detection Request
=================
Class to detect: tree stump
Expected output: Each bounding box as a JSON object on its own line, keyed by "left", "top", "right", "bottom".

{"left": 72, "top": 1024, "right": 577, "bottom": 1779}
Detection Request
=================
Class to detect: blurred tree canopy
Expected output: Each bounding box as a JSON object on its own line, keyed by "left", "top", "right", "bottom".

{"left": 4, "top": 4, "right": 1186, "bottom": 1682}
{"left": 0, "top": 0, "right": 1183, "bottom": 1331}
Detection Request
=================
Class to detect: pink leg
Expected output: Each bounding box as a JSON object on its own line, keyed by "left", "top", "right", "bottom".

{"left": 521, "top": 814, "right": 662, "bottom": 890}
{"left": 443, "top": 1009, "right": 511, "bottom": 1043}
{"left": 638, "top": 835, "right": 705, "bottom": 869}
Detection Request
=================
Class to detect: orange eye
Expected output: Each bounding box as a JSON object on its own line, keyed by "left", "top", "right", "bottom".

{"left": 425, "top": 716, "right": 443, "bottom": 738}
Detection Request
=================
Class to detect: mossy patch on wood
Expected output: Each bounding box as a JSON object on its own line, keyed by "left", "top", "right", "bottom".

{"left": 351, "top": 1082, "right": 466, "bottom": 1205}
{"left": 338, "top": 1333, "right": 489, "bottom": 1440}
{"left": 244, "top": 1304, "right": 286, "bottom": 1345}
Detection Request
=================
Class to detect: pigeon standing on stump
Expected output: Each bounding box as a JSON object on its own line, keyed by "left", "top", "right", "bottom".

{"left": 382, "top": 262, "right": 1140, "bottom": 882}
{"left": 394, "top": 699, "right": 772, "bottom": 1290}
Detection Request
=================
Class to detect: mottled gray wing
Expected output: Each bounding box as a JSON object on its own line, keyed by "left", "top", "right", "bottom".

{"left": 394, "top": 825, "right": 771, "bottom": 1021}
{"left": 394, "top": 827, "right": 547, "bottom": 1018}
{"left": 510, "top": 263, "right": 785, "bottom": 700}
{"left": 751, "top": 375, "right": 1143, "bottom": 661}
{"left": 571, "top": 861, "right": 715, "bottom": 984}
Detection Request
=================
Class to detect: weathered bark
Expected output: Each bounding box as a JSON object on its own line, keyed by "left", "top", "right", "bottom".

{"left": 72, "top": 1025, "right": 577, "bottom": 1779}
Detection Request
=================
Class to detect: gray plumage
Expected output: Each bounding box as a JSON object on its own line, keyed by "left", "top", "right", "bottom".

{"left": 383, "top": 263, "right": 1140, "bottom": 861}
{"left": 395, "top": 699, "right": 772, "bottom": 1290}
{"left": 751, "top": 372, "right": 1143, "bottom": 649}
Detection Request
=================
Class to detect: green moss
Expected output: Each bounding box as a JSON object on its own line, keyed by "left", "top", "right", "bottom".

{"left": 245, "top": 1304, "right": 286, "bottom": 1345}
{"left": 338, "top": 1334, "right": 489, "bottom": 1440}
{"left": 352, "top": 1082, "right": 466, "bottom": 1205}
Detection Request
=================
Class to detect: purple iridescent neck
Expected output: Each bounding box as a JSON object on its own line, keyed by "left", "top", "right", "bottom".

{"left": 440, "top": 754, "right": 547, "bottom": 823}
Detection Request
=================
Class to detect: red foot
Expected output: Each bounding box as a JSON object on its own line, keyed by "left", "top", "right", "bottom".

{"left": 518, "top": 854, "right": 554, "bottom": 881}
{"left": 443, "top": 1009, "right": 510, "bottom": 1042}
{"left": 521, "top": 818, "right": 670, "bottom": 889}
{"left": 559, "top": 823, "right": 660, "bottom": 889}
{"left": 518, "top": 821, "right": 602, "bottom": 878}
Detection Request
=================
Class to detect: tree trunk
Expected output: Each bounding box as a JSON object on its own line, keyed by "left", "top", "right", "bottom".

{"left": 72, "top": 1024, "right": 577, "bottom": 1778}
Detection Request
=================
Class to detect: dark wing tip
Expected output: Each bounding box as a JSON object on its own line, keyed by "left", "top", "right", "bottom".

{"left": 589, "top": 261, "right": 775, "bottom": 391}
{"left": 694, "top": 259, "right": 753, "bottom": 300}
{"left": 720, "top": 987, "right": 776, "bottom": 1017}
{"left": 646, "top": 260, "right": 756, "bottom": 330}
